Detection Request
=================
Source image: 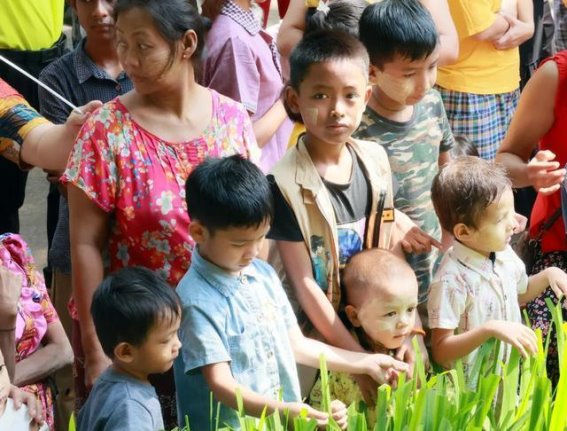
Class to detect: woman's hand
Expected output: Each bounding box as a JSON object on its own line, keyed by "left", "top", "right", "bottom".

{"left": 526, "top": 150, "right": 566, "bottom": 195}
{"left": 8, "top": 384, "right": 44, "bottom": 425}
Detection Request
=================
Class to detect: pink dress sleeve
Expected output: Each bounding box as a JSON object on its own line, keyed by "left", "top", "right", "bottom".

{"left": 213, "top": 91, "right": 261, "bottom": 163}
{"left": 206, "top": 35, "right": 260, "bottom": 114}
{"left": 61, "top": 103, "right": 121, "bottom": 212}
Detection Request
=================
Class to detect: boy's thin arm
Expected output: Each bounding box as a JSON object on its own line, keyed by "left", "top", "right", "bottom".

{"left": 431, "top": 320, "right": 538, "bottom": 368}
{"left": 252, "top": 100, "right": 288, "bottom": 149}
{"left": 201, "top": 362, "right": 328, "bottom": 424}
{"left": 519, "top": 267, "right": 567, "bottom": 305}
{"left": 430, "top": 327, "right": 492, "bottom": 368}
{"left": 288, "top": 326, "right": 408, "bottom": 384}
{"left": 277, "top": 241, "right": 363, "bottom": 352}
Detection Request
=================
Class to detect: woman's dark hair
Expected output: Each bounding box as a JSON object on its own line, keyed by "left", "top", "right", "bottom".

{"left": 185, "top": 155, "right": 274, "bottom": 233}
{"left": 91, "top": 266, "right": 181, "bottom": 358}
{"left": 114, "top": 0, "right": 208, "bottom": 68}
{"left": 305, "top": 0, "right": 368, "bottom": 37}
{"left": 284, "top": 30, "right": 369, "bottom": 123}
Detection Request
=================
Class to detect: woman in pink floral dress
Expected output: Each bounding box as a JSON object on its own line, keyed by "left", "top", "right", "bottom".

{"left": 0, "top": 234, "right": 73, "bottom": 430}
{"left": 62, "top": 0, "right": 259, "bottom": 427}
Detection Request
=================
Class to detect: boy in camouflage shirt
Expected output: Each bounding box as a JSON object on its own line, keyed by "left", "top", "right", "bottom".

{"left": 356, "top": 0, "right": 454, "bottom": 312}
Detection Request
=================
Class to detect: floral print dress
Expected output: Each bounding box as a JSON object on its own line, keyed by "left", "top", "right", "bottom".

{"left": 0, "top": 234, "right": 59, "bottom": 431}
{"left": 61, "top": 89, "right": 258, "bottom": 427}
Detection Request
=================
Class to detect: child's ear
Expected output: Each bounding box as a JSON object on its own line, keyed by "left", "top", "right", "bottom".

{"left": 114, "top": 342, "right": 135, "bottom": 363}
{"left": 284, "top": 86, "right": 301, "bottom": 116}
{"left": 345, "top": 305, "right": 362, "bottom": 328}
{"left": 189, "top": 220, "right": 208, "bottom": 243}
{"left": 368, "top": 64, "right": 379, "bottom": 85}
{"left": 364, "top": 84, "right": 372, "bottom": 105}
{"left": 181, "top": 29, "right": 198, "bottom": 59}
{"left": 453, "top": 223, "right": 473, "bottom": 242}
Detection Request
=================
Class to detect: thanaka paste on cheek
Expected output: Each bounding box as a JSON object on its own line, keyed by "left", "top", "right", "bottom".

{"left": 374, "top": 71, "right": 416, "bottom": 105}
{"left": 305, "top": 107, "right": 318, "bottom": 124}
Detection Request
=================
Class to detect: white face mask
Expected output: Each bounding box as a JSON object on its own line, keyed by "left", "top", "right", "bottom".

{"left": 374, "top": 70, "right": 416, "bottom": 105}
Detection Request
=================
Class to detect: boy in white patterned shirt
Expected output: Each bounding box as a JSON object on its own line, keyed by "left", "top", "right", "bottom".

{"left": 428, "top": 156, "right": 567, "bottom": 375}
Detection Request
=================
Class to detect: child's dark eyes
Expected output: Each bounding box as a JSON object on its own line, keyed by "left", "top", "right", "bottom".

{"left": 385, "top": 311, "right": 397, "bottom": 317}
{"left": 346, "top": 93, "right": 359, "bottom": 100}
{"left": 312, "top": 93, "right": 327, "bottom": 100}
{"left": 407, "top": 306, "right": 415, "bottom": 313}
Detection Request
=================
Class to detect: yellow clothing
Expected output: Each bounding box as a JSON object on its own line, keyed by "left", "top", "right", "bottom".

{"left": 436, "top": 0, "right": 519, "bottom": 94}
{"left": 0, "top": 0, "right": 64, "bottom": 50}
{"left": 287, "top": 123, "right": 305, "bottom": 149}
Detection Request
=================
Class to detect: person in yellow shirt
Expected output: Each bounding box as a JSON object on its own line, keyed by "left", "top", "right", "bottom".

{"left": 0, "top": 0, "right": 66, "bottom": 247}
{"left": 436, "top": 0, "right": 534, "bottom": 161}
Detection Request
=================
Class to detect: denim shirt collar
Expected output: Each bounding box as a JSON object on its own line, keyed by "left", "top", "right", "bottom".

{"left": 191, "top": 247, "right": 258, "bottom": 298}
{"left": 73, "top": 38, "right": 128, "bottom": 84}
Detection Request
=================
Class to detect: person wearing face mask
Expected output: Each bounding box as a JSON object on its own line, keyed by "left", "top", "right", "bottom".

{"left": 355, "top": 0, "right": 454, "bottom": 333}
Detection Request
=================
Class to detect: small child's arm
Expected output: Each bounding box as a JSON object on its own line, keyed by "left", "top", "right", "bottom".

{"left": 201, "top": 361, "right": 329, "bottom": 426}
{"left": 431, "top": 321, "right": 537, "bottom": 368}
{"left": 519, "top": 267, "right": 567, "bottom": 305}
{"left": 288, "top": 326, "right": 408, "bottom": 385}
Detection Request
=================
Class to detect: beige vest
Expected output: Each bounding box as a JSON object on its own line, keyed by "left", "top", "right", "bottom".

{"left": 269, "top": 137, "right": 395, "bottom": 327}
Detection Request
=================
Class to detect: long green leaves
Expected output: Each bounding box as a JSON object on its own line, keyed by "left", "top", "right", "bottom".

{"left": 173, "top": 303, "right": 566, "bottom": 430}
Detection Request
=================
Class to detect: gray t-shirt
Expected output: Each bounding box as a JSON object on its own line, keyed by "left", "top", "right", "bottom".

{"left": 77, "top": 367, "right": 164, "bottom": 431}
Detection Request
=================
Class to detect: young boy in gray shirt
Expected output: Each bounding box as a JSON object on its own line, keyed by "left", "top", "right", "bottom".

{"left": 77, "top": 267, "right": 181, "bottom": 431}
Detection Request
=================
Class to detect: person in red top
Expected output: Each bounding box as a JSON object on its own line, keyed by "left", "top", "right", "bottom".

{"left": 496, "top": 51, "right": 567, "bottom": 385}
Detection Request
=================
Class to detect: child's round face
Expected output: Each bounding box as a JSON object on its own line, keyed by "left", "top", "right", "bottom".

{"left": 131, "top": 313, "right": 182, "bottom": 375}
{"left": 458, "top": 188, "right": 518, "bottom": 256}
{"left": 286, "top": 59, "right": 371, "bottom": 147}
{"left": 354, "top": 278, "right": 418, "bottom": 350}
{"left": 197, "top": 220, "right": 271, "bottom": 275}
{"left": 371, "top": 46, "right": 440, "bottom": 107}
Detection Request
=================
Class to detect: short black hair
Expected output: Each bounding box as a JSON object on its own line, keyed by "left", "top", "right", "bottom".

{"left": 185, "top": 155, "right": 273, "bottom": 232}
{"left": 285, "top": 30, "right": 369, "bottom": 122}
{"left": 359, "top": 0, "right": 438, "bottom": 68}
{"left": 91, "top": 266, "right": 181, "bottom": 358}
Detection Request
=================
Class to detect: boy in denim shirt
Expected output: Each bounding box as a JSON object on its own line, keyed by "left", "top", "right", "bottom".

{"left": 174, "top": 156, "right": 407, "bottom": 430}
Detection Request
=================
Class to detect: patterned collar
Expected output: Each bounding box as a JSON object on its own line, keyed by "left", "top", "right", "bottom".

{"left": 220, "top": 0, "right": 262, "bottom": 36}
{"left": 452, "top": 240, "right": 498, "bottom": 279}
{"left": 73, "top": 38, "right": 127, "bottom": 84}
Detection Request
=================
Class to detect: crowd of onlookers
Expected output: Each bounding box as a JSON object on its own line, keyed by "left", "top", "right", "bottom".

{"left": 1, "top": 0, "right": 567, "bottom": 430}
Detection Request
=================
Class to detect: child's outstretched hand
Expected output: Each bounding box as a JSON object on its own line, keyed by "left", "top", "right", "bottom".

{"left": 400, "top": 227, "right": 443, "bottom": 254}
{"left": 284, "top": 402, "right": 329, "bottom": 428}
{"left": 393, "top": 210, "right": 442, "bottom": 254}
{"left": 485, "top": 320, "right": 538, "bottom": 358}
{"left": 395, "top": 334, "right": 430, "bottom": 376}
{"left": 362, "top": 354, "right": 408, "bottom": 386}
{"left": 330, "top": 399, "right": 348, "bottom": 430}
{"left": 543, "top": 267, "right": 567, "bottom": 300}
